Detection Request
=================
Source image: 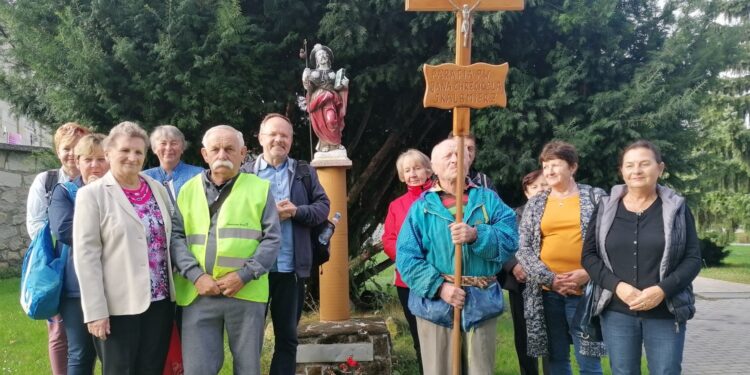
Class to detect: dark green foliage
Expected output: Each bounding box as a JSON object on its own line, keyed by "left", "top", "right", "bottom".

{"left": 471, "top": 0, "right": 744, "bottom": 205}
{"left": 699, "top": 232, "right": 731, "bottom": 267}
{"left": 0, "top": 0, "right": 745, "bottom": 259}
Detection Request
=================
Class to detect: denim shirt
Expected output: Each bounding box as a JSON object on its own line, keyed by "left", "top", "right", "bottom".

{"left": 256, "top": 157, "right": 295, "bottom": 273}
{"left": 241, "top": 156, "right": 331, "bottom": 278}
{"left": 143, "top": 161, "right": 203, "bottom": 200}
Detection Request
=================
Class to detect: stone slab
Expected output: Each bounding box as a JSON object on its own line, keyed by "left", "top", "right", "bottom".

{"left": 296, "top": 343, "right": 373, "bottom": 363}
{"left": 298, "top": 317, "right": 389, "bottom": 340}
{"left": 310, "top": 157, "right": 352, "bottom": 168}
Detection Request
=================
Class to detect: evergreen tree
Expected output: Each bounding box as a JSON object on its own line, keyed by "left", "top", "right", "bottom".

{"left": 685, "top": 0, "right": 750, "bottom": 236}
{"left": 0, "top": 0, "right": 745, "bottom": 262}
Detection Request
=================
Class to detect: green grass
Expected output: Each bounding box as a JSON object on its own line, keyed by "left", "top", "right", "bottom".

{"left": 2, "top": 272, "right": 650, "bottom": 374}
{"left": 0, "top": 278, "right": 50, "bottom": 373}
{"left": 364, "top": 266, "right": 639, "bottom": 375}
{"left": 699, "top": 244, "right": 750, "bottom": 284}
{"left": 0, "top": 277, "right": 261, "bottom": 374}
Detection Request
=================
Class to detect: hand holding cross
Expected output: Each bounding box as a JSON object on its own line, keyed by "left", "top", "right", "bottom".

{"left": 406, "top": 2, "right": 524, "bottom": 374}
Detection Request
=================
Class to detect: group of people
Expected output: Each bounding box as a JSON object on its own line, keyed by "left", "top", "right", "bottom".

{"left": 383, "top": 138, "right": 700, "bottom": 375}
{"left": 26, "top": 116, "right": 699, "bottom": 375}
{"left": 26, "top": 115, "right": 329, "bottom": 375}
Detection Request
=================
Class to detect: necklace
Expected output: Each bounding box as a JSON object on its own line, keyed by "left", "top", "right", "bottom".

{"left": 122, "top": 178, "right": 151, "bottom": 205}
{"left": 623, "top": 194, "right": 657, "bottom": 215}
{"left": 550, "top": 188, "right": 578, "bottom": 207}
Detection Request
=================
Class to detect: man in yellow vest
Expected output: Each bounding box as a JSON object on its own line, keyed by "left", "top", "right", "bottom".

{"left": 170, "top": 125, "right": 281, "bottom": 375}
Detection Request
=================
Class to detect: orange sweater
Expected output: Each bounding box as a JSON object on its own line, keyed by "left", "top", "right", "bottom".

{"left": 540, "top": 196, "right": 583, "bottom": 275}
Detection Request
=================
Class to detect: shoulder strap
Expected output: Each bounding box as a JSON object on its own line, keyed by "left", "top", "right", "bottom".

{"left": 62, "top": 181, "right": 79, "bottom": 201}
{"left": 44, "top": 170, "right": 58, "bottom": 194}
{"left": 209, "top": 177, "right": 237, "bottom": 218}
{"left": 588, "top": 186, "right": 603, "bottom": 206}
{"left": 295, "top": 160, "right": 313, "bottom": 201}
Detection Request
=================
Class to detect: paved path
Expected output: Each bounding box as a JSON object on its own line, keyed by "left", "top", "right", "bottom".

{"left": 682, "top": 277, "right": 750, "bottom": 374}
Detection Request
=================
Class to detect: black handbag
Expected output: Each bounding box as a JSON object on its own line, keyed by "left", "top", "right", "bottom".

{"left": 573, "top": 282, "right": 603, "bottom": 342}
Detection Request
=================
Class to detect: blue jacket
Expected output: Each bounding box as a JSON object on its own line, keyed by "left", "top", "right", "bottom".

{"left": 48, "top": 177, "right": 83, "bottom": 297}
{"left": 396, "top": 185, "right": 518, "bottom": 329}
{"left": 143, "top": 161, "right": 203, "bottom": 199}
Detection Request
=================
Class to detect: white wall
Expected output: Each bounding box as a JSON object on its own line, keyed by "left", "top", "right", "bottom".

{"left": 0, "top": 100, "right": 51, "bottom": 147}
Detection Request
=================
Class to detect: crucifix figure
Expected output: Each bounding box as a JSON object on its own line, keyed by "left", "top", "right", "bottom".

{"left": 405, "top": 1, "right": 524, "bottom": 374}
{"left": 448, "top": 0, "right": 482, "bottom": 47}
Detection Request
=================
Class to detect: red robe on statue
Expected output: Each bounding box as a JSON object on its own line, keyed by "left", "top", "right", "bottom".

{"left": 307, "top": 88, "right": 348, "bottom": 147}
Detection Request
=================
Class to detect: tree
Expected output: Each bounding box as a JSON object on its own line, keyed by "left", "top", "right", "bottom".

{"left": 1, "top": 0, "right": 745, "bottom": 278}
{"left": 685, "top": 0, "right": 750, "bottom": 236}
{"left": 470, "top": 0, "right": 744, "bottom": 205}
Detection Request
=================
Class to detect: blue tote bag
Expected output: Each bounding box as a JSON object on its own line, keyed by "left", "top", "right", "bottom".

{"left": 19, "top": 182, "right": 76, "bottom": 320}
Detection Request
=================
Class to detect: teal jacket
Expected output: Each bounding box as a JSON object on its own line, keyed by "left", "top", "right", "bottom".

{"left": 396, "top": 186, "right": 518, "bottom": 300}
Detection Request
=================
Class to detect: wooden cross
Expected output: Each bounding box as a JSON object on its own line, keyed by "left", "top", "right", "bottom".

{"left": 406, "top": 1, "right": 523, "bottom": 374}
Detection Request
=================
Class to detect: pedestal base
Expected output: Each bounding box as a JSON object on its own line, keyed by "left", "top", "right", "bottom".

{"left": 295, "top": 317, "right": 392, "bottom": 375}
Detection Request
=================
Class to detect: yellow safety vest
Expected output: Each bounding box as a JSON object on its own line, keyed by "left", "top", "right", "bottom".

{"left": 173, "top": 173, "right": 270, "bottom": 306}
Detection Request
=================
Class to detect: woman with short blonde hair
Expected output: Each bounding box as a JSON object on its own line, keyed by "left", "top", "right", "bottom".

{"left": 49, "top": 133, "right": 108, "bottom": 375}
{"left": 26, "top": 121, "right": 91, "bottom": 374}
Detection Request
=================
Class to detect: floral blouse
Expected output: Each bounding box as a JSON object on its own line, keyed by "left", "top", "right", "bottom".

{"left": 122, "top": 178, "right": 170, "bottom": 301}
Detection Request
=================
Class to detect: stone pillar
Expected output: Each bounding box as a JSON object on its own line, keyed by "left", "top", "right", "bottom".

{"left": 311, "top": 157, "right": 352, "bottom": 321}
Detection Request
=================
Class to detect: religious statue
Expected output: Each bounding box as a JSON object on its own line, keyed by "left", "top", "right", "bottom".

{"left": 302, "top": 43, "right": 349, "bottom": 153}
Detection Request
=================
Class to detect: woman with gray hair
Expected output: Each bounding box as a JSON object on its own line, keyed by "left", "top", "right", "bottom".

{"left": 73, "top": 121, "right": 176, "bottom": 374}
{"left": 143, "top": 124, "right": 202, "bottom": 200}
{"left": 381, "top": 148, "right": 433, "bottom": 374}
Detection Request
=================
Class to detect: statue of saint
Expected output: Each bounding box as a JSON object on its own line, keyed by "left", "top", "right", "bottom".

{"left": 302, "top": 44, "right": 349, "bottom": 152}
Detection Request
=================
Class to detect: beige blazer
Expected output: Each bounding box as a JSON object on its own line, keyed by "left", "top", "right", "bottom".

{"left": 73, "top": 171, "right": 175, "bottom": 323}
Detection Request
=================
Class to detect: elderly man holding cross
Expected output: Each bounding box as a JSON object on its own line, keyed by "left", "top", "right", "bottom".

{"left": 396, "top": 138, "right": 518, "bottom": 375}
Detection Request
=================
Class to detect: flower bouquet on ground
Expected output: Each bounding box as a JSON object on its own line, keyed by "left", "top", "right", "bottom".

{"left": 323, "top": 356, "right": 364, "bottom": 375}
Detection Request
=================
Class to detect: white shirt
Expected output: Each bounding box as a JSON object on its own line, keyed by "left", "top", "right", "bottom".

{"left": 25, "top": 168, "right": 74, "bottom": 239}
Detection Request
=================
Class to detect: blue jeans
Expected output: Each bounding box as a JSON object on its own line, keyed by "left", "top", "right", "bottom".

{"left": 601, "top": 310, "right": 686, "bottom": 375}
{"left": 542, "top": 292, "right": 603, "bottom": 375}
{"left": 59, "top": 297, "right": 96, "bottom": 375}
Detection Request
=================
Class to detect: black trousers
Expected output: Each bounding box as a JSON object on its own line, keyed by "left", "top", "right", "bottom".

{"left": 396, "top": 286, "right": 424, "bottom": 375}
{"left": 268, "top": 272, "right": 305, "bottom": 375}
{"left": 93, "top": 299, "right": 174, "bottom": 375}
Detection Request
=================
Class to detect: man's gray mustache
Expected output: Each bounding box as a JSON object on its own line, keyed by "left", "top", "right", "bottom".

{"left": 212, "top": 160, "right": 234, "bottom": 169}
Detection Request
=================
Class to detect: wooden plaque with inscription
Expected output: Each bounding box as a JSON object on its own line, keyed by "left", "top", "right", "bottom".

{"left": 423, "top": 62, "right": 508, "bottom": 109}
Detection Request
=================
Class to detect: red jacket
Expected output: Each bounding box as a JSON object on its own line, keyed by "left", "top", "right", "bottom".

{"left": 382, "top": 181, "right": 431, "bottom": 288}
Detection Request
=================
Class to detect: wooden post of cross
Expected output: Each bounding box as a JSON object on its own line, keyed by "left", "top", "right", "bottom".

{"left": 406, "top": 1, "right": 523, "bottom": 374}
